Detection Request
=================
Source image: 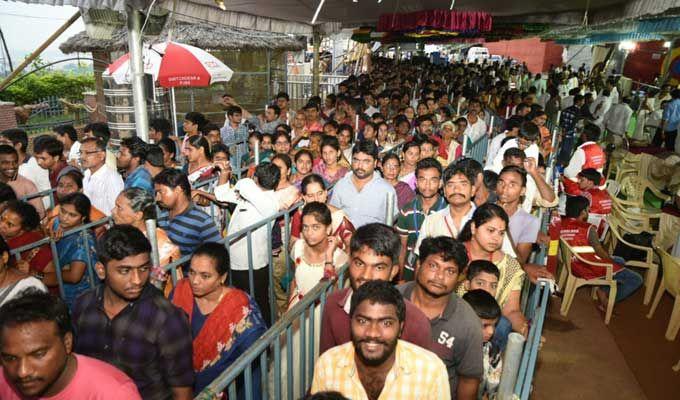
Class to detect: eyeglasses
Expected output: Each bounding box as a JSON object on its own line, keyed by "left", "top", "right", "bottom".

{"left": 80, "top": 150, "right": 104, "bottom": 157}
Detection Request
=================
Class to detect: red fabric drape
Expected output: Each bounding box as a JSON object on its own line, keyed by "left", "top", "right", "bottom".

{"left": 377, "top": 9, "right": 492, "bottom": 33}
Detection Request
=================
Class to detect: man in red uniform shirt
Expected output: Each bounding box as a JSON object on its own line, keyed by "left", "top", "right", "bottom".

{"left": 560, "top": 196, "right": 642, "bottom": 311}
{"left": 563, "top": 123, "right": 606, "bottom": 195}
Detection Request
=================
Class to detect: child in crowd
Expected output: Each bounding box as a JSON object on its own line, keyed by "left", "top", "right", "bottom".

{"left": 463, "top": 259, "right": 500, "bottom": 296}
{"left": 463, "top": 289, "right": 503, "bottom": 400}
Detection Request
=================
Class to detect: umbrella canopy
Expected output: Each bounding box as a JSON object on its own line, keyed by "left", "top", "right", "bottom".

{"left": 104, "top": 41, "right": 233, "bottom": 87}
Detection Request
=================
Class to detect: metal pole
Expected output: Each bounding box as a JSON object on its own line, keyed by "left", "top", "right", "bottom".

{"left": 498, "top": 332, "right": 526, "bottom": 399}
{"left": 267, "top": 49, "right": 272, "bottom": 100}
{"left": 312, "top": 30, "right": 321, "bottom": 97}
{"left": 126, "top": 7, "right": 149, "bottom": 141}
{"left": 0, "top": 11, "right": 80, "bottom": 91}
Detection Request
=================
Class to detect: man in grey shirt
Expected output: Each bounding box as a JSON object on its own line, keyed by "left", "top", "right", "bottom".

{"left": 329, "top": 140, "right": 397, "bottom": 227}
{"left": 496, "top": 165, "right": 540, "bottom": 264}
{"left": 398, "top": 236, "right": 483, "bottom": 400}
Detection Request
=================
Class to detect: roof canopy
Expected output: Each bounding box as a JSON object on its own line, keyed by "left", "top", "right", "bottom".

{"left": 10, "top": 0, "right": 680, "bottom": 37}
{"left": 59, "top": 20, "right": 306, "bottom": 54}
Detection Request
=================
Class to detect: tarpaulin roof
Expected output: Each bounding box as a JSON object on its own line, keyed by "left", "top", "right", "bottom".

{"left": 10, "top": 0, "right": 680, "bottom": 35}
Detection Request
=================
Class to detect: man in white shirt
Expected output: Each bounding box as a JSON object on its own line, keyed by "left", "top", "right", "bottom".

{"left": 80, "top": 137, "right": 124, "bottom": 216}
{"left": 464, "top": 99, "right": 488, "bottom": 143}
{"left": 214, "top": 163, "right": 279, "bottom": 324}
{"left": 82, "top": 123, "right": 117, "bottom": 171}
{"left": 607, "top": 81, "right": 620, "bottom": 105}
{"left": 604, "top": 97, "right": 633, "bottom": 137}
{"left": 589, "top": 89, "right": 612, "bottom": 129}
{"left": 485, "top": 116, "right": 522, "bottom": 170}
{"left": 0, "top": 129, "right": 51, "bottom": 208}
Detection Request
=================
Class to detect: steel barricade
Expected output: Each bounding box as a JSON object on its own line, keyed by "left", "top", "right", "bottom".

{"left": 9, "top": 217, "right": 112, "bottom": 300}
{"left": 513, "top": 281, "right": 552, "bottom": 399}
{"left": 194, "top": 264, "right": 349, "bottom": 400}
{"left": 19, "top": 188, "right": 57, "bottom": 210}
{"left": 464, "top": 134, "right": 489, "bottom": 164}
{"left": 161, "top": 200, "right": 305, "bottom": 324}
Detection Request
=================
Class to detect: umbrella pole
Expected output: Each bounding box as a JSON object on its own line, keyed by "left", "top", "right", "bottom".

{"left": 170, "top": 87, "right": 178, "bottom": 136}
{"left": 127, "top": 7, "right": 149, "bottom": 141}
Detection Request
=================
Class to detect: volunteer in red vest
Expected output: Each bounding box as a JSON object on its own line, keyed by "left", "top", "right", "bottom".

{"left": 560, "top": 196, "right": 642, "bottom": 311}
{"left": 573, "top": 168, "right": 612, "bottom": 236}
{"left": 563, "top": 123, "right": 605, "bottom": 195}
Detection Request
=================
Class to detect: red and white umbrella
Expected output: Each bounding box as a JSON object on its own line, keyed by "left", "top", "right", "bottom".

{"left": 103, "top": 41, "right": 233, "bottom": 87}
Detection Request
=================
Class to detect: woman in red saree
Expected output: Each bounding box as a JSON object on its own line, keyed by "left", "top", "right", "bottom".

{"left": 170, "top": 242, "right": 267, "bottom": 398}
{"left": 0, "top": 200, "right": 53, "bottom": 278}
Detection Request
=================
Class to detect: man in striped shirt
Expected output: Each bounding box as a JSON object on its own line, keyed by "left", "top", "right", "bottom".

{"left": 154, "top": 169, "right": 222, "bottom": 259}
{"left": 396, "top": 158, "right": 446, "bottom": 281}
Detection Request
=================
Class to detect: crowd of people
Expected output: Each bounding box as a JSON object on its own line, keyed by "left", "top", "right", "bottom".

{"left": 2, "top": 55, "right": 675, "bottom": 400}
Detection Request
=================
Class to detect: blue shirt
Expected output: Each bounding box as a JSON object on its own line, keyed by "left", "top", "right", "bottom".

{"left": 663, "top": 98, "right": 680, "bottom": 132}
{"left": 125, "top": 166, "right": 154, "bottom": 194}
{"left": 329, "top": 171, "right": 397, "bottom": 228}
{"left": 157, "top": 204, "right": 222, "bottom": 257}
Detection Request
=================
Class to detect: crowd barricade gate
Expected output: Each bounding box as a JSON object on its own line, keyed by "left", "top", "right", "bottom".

{"left": 9, "top": 216, "right": 112, "bottom": 300}
{"left": 194, "top": 264, "right": 349, "bottom": 400}
{"left": 21, "top": 188, "right": 58, "bottom": 210}
{"left": 464, "top": 133, "right": 489, "bottom": 164}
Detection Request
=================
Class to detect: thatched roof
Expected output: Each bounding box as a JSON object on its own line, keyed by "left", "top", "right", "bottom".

{"left": 59, "top": 21, "right": 307, "bottom": 54}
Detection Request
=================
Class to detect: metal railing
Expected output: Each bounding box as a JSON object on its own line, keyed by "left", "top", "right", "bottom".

{"left": 195, "top": 264, "right": 349, "bottom": 400}
{"left": 463, "top": 133, "right": 489, "bottom": 164}
{"left": 9, "top": 216, "right": 112, "bottom": 300}
{"left": 513, "top": 280, "right": 552, "bottom": 399}
{"left": 273, "top": 74, "right": 348, "bottom": 111}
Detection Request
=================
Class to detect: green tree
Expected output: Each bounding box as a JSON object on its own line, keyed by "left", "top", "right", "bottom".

{"left": 0, "top": 70, "right": 95, "bottom": 105}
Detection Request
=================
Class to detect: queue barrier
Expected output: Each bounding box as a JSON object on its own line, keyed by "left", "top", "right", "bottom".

{"left": 21, "top": 187, "right": 57, "bottom": 210}
{"left": 9, "top": 216, "right": 112, "bottom": 300}
{"left": 195, "top": 264, "right": 349, "bottom": 400}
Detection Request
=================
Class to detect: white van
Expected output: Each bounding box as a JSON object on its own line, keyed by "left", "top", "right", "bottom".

{"left": 467, "top": 47, "right": 490, "bottom": 64}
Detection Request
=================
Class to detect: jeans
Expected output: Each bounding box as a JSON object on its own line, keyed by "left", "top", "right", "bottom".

{"left": 558, "top": 134, "right": 575, "bottom": 165}
{"left": 602, "top": 256, "right": 643, "bottom": 303}
{"left": 491, "top": 316, "right": 512, "bottom": 351}
{"left": 652, "top": 129, "right": 678, "bottom": 151}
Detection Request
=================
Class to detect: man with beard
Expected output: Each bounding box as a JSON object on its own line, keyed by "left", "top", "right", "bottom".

{"left": 117, "top": 136, "right": 152, "bottom": 194}
{"left": 396, "top": 158, "right": 447, "bottom": 281}
{"left": 72, "top": 226, "right": 194, "bottom": 400}
{"left": 413, "top": 162, "right": 477, "bottom": 253}
{"left": 0, "top": 290, "right": 142, "bottom": 399}
{"left": 154, "top": 169, "right": 221, "bottom": 258}
{"left": 398, "top": 236, "right": 483, "bottom": 400}
{"left": 319, "top": 223, "right": 432, "bottom": 354}
{"left": 313, "top": 280, "right": 450, "bottom": 400}
{"left": 329, "top": 140, "right": 397, "bottom": 227}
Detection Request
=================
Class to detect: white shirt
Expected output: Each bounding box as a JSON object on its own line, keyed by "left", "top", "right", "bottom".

{"left": 67, "top": 141, "right": 81, "bottom": 163}
{"left": 603, "top": 103, "right": 633, "bottom": 135}
{"left": 83, "top": 165, "right": 124, "bottom": 216}
{"left": 487, "top": 139, "right": 541, "bottom": 213}
{"left": 590, "top": 95, "right": 612, "bottom": 128}
{"left": 18, "top": 156, "right": 51, "bottom": 208}
{"left": 214, "top": 178, "right": 279, "bottom": 271}
{"left": 485, "top": 132, "right": 508, "bottom": 169}
{"left": 464, "top": 115, "right": 488, "bottom": 143}
{"left": 563, "top": 141, "right": 604, "bottom": 179}
{"left": 414, "top": 203, "right": 476, "bottom": 255}
{"left": 609, "top": 87, "right": 619, "bottom": 105}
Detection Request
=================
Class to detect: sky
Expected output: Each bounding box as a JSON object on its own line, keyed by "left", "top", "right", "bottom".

{"left": 0, "top": 1, "right": 86, "bottom": 70}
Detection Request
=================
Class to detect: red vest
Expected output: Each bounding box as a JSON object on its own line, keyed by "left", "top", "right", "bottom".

{"left": 581, "top": 142, "right": 606, "bottom": 171}
{"left": 559, "top": 217, "right": 621, "bottom": 280}
{"left": 584, "top": 188, "right": 612, "bottom": 215}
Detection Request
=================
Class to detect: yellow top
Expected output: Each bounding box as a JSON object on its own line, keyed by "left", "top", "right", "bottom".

{"left": 311, "top": 340, "right": 451, "bottom": 400}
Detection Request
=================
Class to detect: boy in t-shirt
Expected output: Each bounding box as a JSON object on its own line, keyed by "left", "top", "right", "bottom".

{"left": 463, "top": 289, "right": 503, "bottom": 400}
{"left": 463, "top": 259, "right": 500, "bottom": 296}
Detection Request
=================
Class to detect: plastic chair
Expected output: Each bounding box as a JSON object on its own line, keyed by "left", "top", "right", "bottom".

{"left": 559, "top": 238, "right": 618, "bottom": 325}
{"left": 605, "top": 216, "right": 659, "bottom": 305}
{"left": 647, "top": 247, "right": 680, "bottom": 341}
{"left": 610, "top": 197, "right": 661, "bottom": 234}
{"left": 618, "top": 175, "right": 670, "bottom": 210}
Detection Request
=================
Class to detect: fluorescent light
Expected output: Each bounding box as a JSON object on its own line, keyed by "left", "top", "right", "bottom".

{"left": 450, "top": 0, "right": 455, "bottom": 9}
{"left": 311, "top": 0, "right": 325, "bottom": 24}
{"left": 618, "top": 41, "right": 636, "bottom": 51}
{"left": 664, "top": 41, "right": 672, "bottom": 48}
